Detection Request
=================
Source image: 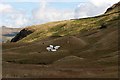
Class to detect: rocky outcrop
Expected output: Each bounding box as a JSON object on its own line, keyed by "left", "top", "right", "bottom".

{"left": 11, "top": 28, "right": 34, "bottom": 42}
{"left": 105, "top": 1, "right": 120, "bottom": 13}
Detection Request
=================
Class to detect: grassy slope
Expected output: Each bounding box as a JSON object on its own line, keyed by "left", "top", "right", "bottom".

{"left": 18, "top": 9, "right": 119, "bottom": 43}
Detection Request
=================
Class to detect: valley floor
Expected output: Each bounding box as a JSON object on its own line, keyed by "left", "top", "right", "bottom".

{"left": 2, "top": 61, "right": 118, "bottom": 78}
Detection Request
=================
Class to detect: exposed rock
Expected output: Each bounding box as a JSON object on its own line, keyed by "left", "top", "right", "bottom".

{"left": 105, "top": 1, "right": 120, "bottom": 13}
{"left": 11, "top": 28, "right": 34, "bottom": 42}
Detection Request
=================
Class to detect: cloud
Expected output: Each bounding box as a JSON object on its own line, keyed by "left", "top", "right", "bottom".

{"left": 13, "top": 13, "right": 29, "bottom": 27}
{"left": 74, "top": 0, "right": 120, "bottom": 18}
{"left": 74, "top": 3, "right": 108, "bottom": 18}
{"left": 0, "top": 3, "right": 30, "bottom": 28}
{"left": 90, "top": 0, "right": 120, "bottom": 7}
{"left": 32, "top": 2, "right": 74, "bottom": 24}
{"left": 33, "top": 0, "right": 120, "bottom": 24}
{"left": 1, "top": 0, "right": 120, "bottom": 28}
{"left": 0, "top": 3, "right": 13, "bottom": 13}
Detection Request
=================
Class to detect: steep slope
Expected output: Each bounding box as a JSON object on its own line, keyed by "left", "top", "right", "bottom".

{"left": 10, "top": 2, "right": 120, "bottom": 43}
{"left": 105, "top": 1, "right": 120, "bottom": 14}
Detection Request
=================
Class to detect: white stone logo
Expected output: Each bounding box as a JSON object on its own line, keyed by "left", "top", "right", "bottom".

{"left": 46, "top": 45, "right": 60, "bottom": 52}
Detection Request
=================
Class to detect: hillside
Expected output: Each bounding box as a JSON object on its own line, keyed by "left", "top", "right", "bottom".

{"left": 2, "top": 2, "right": 120, "bottom": 78}
{"left": 11, "top": 1, "right": 120, "bottom": 43}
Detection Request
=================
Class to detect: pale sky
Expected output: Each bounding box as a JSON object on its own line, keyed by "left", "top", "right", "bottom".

{"left": 0, "top": 0, "right": 119, "bottom": 28}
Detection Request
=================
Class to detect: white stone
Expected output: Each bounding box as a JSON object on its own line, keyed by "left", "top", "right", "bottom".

{"left": 46, "top": 45, "right": 60, "bottom": 52}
